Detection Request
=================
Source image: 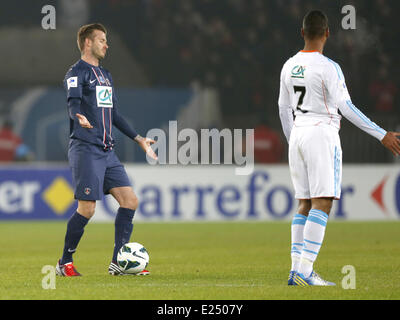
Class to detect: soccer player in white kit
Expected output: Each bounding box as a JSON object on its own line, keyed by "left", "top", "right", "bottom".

{"left": 278, "top": 10, "right": 400, "bottom": 286}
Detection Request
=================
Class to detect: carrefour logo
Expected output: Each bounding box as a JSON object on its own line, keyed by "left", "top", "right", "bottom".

{"left": 396, "top": 175, "right": 400, "bottom": 215}
{"left": 370, "top": 173, "right": 400, "bottom": 217}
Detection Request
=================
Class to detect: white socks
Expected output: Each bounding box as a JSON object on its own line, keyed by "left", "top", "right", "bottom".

{"left": 290, "top": 213, "right": 307, "bottom": 272}
{"left": 291, "top": 209, "right": 329, "bottom": 278}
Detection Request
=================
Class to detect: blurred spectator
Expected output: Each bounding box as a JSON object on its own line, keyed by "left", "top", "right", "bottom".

{"left": 369, "top": 66, "right": 397, "bottom": 113}
{"left": 253, "top": 124, "right": 284, "bottom": 163}
{"left": 0, "top": 119, "right": 32, "bottom": 162}
{"left": 58, "top": 0, "right": 90, "bottom": 28}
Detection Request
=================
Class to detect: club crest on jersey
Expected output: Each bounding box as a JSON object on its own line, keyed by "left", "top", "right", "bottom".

{"left": 84, "top": 187, "right": 91, "bottom": 195}
{"left": 291, "top": 65, "right": 306, "bottom": 78}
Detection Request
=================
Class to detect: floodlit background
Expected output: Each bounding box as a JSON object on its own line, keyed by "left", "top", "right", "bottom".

{"left": 0, "top": 0, "right": 399, "bottom": 222}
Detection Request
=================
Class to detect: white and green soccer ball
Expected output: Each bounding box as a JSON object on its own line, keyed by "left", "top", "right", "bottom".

{"left": 117, "top": 242, "right": 149, "bottom": 274}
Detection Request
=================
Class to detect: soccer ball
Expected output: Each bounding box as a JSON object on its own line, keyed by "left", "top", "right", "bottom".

{"left": 117, "top": 242, "right": 149, "bottom": 274}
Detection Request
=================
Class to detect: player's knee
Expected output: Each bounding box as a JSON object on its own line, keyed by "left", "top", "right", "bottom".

{"left": 121, "top": 196, "right": 138, "bottom": 211}
{"left": 130, "top": 196, "right": 139, "bottom": 210}
{"left": 311, "top": 198, "right": 333, "bottom": 215}
{"left": 77, "top": 200, "right": 96, "bottom": 218}
{"left": 298, "top": 199, "right": 312, "bottom": 215}
{"left": 323, "top": 204, "right": 333, "bottom": 215}
{"left": 321, "top": 201, "right": 333, "bottom": 214}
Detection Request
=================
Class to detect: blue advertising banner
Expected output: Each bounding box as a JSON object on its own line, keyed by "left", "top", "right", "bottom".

{"left": 0, "top": 167, "right": 76, "bottom": 220}
{"left": 1, "top": 165, "right": 399, "bottom": 221}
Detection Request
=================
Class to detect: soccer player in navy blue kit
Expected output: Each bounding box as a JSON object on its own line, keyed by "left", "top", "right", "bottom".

{"left": 56, "top": 23, "right": 157, "bottom": 276}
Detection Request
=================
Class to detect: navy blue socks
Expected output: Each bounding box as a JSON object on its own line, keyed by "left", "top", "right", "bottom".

{"left": 61, "top": 211, "right": 89, "bottom": 265}
{"left": 61, "top": 208, "right": 135, "bottom": 265}
{"left": 112, "top": 207, "right": 135, "bottom": 262}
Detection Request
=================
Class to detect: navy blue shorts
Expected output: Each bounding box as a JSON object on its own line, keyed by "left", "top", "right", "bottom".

{"left": 68, "top": 139, "right": 131, "bottom": 200}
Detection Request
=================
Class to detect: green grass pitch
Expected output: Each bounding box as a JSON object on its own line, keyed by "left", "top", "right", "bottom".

{"left": 0, "top": 221, "right": 399, "bottom": 300}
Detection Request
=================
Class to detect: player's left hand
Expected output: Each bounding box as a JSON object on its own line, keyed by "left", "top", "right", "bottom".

{"left": 381, "top": 131, "right": 400, "bottom": 156}
{"left": 135, "top": 135, "right": 158, "bottom": 161}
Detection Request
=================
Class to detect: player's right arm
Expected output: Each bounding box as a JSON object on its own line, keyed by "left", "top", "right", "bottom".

{"left": 278, "top": 61, "right": 294, "bottom": 143}
{"left": 65, "top": 69, "right": 92, "bottom": 129}
{"left": 325, "top": 61, "right": 400, "bottom": 156}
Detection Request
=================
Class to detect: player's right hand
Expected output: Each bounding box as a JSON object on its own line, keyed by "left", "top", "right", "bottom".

{"left": 381, "top": 131, "right": 400, "bottom": 156}
{"left": 76, "top": 113, "right": 93, "bottom": 129}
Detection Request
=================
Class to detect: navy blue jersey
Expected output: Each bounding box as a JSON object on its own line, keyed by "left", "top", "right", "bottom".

{"left": 64, "top": 59, "right": 138, "bottom": 149}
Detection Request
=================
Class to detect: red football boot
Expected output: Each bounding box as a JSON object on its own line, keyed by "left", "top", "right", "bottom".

{"left": 56, "top": 260, "right": 82, "bottom": 277}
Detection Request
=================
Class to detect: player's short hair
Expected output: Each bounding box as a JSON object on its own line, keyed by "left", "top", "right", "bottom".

{"left": 77, "top": 23, "right": 107, "bottom": 52}
{"left": 302, "top": 10, "right": 328, "bottom": 40}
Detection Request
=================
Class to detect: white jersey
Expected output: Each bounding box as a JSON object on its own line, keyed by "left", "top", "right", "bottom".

{"left": 278, "top": 50, "right": 386, "bottom": 142}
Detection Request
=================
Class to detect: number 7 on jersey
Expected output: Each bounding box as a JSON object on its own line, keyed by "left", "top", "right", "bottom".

{"left": 293, "top": 85, "right": 307, "bottom": 113}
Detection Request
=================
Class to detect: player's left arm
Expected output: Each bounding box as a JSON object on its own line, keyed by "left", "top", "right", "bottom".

{"left": 328, "top": 63, "right": 400, "bottom": 156}
{"left": 339, "top": 100, "right": 400, "bottom": 155}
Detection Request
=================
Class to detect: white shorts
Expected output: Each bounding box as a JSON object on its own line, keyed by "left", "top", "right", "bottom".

{"left": 289, "top": 124, "right": 342, "bottom": 199}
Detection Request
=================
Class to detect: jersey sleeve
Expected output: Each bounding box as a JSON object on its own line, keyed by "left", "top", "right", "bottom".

{"left": 112, "top": 98, "right": 139, "bottom": 140}
{"left": 323, "top": 60, "right": 351, "bottom": 108}
{"left": 67, "top": 97, "right": 81, "bottom": 120}
{"left": 324, "top": 61, "right": 387, "bottom": 141}
{"left": 64, "top": 68, "right": 85, "bottom": 100}
{"left": 278, "top": 62, "right": 294, "bottom": 143}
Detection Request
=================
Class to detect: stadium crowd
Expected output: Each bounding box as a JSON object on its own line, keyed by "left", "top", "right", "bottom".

{"left": 91, "top": 0, "right": 399, "bottom": 125}
{"left": 0, "top": 0, "right": 398, "bottom": 163}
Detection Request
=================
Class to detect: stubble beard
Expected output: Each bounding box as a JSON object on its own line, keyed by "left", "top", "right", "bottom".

{"left": 92, "top": 47, "right": 106, "bottom": 61}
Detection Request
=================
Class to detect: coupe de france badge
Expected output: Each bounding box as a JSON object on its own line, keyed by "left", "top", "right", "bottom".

{"left": 96, "top": 86, "right": 113, "bottom": 108}
{"left": 67, "top": 76, "right": 78, "bottom": 90}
